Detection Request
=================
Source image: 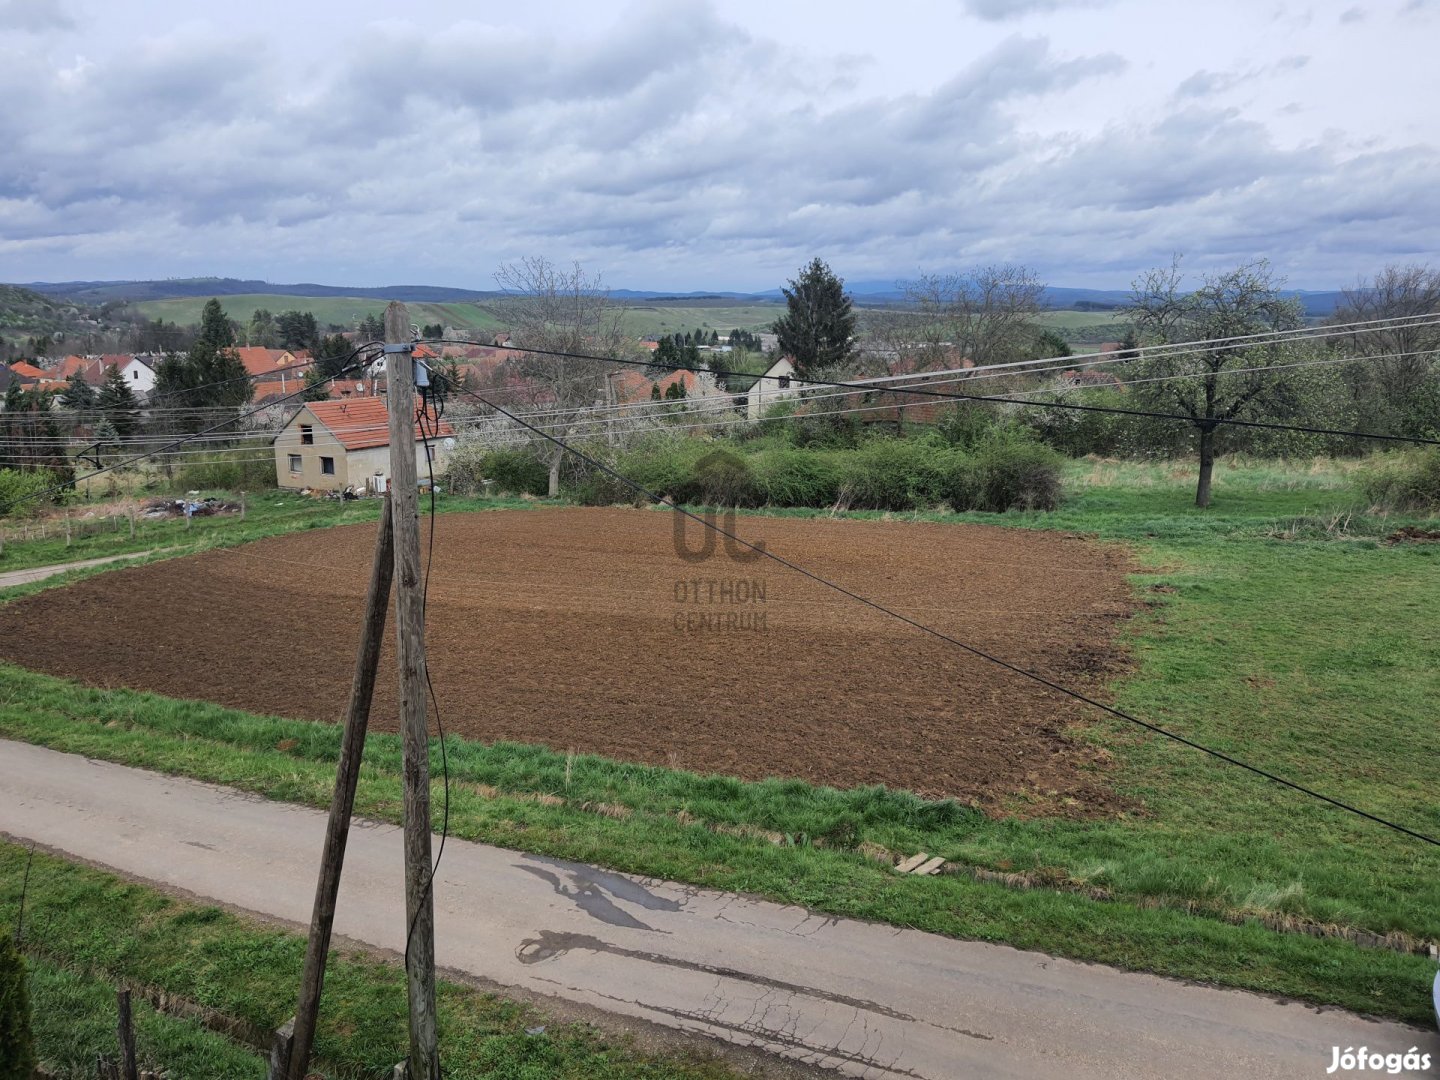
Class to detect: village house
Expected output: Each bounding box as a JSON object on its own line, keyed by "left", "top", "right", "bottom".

{"left": 745, "top": 355, "right": 810, "bottom": 419}
{"left": 54, "top": 354, "right": 157, "bottom": 399}
{"left": 272, "top": 398, "right": 455, "bottom": 493}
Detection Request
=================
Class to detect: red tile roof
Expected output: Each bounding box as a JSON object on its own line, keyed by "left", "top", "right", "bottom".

{"left": 235, "top": 347, "right": 304, "bottom": 378}
{"left": 302, "top": 398, "right": 454, "bottom": 451}
{"left": 8, "top": 361, "right": 47, "bottom": 380}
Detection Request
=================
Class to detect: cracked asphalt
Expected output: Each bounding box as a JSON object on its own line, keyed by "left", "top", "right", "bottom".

{"left": 2, "top": 740, "right": 1435, "bottom": 1079}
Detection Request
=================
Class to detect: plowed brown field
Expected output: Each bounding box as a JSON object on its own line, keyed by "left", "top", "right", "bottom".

{"left": 0, "top": 507, "right": 1138, "bottom": 811}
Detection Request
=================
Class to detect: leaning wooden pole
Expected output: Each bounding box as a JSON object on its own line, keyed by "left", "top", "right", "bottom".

{"left": 385, "top": 301, "right": 440, "bottom": 1078}
{"left": 285, "top": 498, "right": 396, "bottom": 1080}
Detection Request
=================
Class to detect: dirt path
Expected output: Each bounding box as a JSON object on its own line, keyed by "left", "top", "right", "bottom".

{"left": 0, "top": 508, "right": 1136, "bottom": 810}
{"left": 2, "top": 741, "right": 1432, "bottom": 1080}
{"left": 0, "top": 550, "right": 155, "bottom": 590}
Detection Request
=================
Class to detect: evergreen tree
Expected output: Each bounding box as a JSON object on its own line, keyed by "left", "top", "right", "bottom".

{"left": 315, "top": 334, "right": 357, "bottom": 378}
{"left": 198, "top": 298, "right": 236, "bottom": 349}
{"left": 60, "top": 370, "right": 96, "bottom": 412}
{"left": 301, "top": 367, "right": 331, "bottom": 402}
{"left": 772, "top": 258, "right": 856, "bottom": 377}
{"left": 1035, "top": 329, "right": 1071, "bottom": 359}
{"left": 96, "top": 364, "right": 140, "bottom": 437}
{"left": 277, "top": 310, "right": 319, "bottom": 351}
{"left": 247, "top": 308, "right": 277, "bottom": 347}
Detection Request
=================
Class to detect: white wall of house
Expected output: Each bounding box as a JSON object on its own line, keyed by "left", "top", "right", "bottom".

{"left": 119, "top": 358, "right": 156, "bottom": 399}
{"left": 746, "top": 356, "right": 810, "bottom": 419}
{"left": 273, "top": 408, "right": 454, "bottom": 492}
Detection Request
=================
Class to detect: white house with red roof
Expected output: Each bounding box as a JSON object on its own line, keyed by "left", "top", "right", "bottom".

{"left": 272, "top": 398, "right": 456, "bottom": 492}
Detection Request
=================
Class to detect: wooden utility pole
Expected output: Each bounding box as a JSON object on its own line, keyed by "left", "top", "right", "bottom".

{"left": 384, "top": 301, "right": 440, "bottom": 1078}
{"left": 284, "top": 500, "right": 396, "bottom": 1080}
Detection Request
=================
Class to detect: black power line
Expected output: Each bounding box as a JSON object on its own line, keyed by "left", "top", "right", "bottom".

{"left": 432, "top": 339, "right": 1440, "bottom": 449}
{"left": 4, "top": 342, "right": 382, "bottom": 511}
{"left": 427, "top": 366, "right": 1440, "bottom": 850}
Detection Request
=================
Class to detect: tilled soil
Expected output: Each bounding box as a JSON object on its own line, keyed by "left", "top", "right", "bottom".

{"left": 0, "top": 507, "right": 1139, "bottom": 813}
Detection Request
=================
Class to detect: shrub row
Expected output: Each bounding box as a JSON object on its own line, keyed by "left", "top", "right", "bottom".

{"left": 1359, "top": 448, "right": 1440, "bottom": 511}
{"left": 576, "top": 433, "right": 1063, "bottom": 513}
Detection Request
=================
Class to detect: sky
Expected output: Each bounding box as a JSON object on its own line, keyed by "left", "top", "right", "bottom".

{"left": 1, "top": 0, "right": 1436, "bottom": 292}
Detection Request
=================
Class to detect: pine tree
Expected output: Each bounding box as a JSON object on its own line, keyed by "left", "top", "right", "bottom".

{"left": 198, "top": 298, "right": 236, "bottom": 349}
{"left": 96, "top": 364, "right": 140, "bottom": 437}
{"left": 60, "top": 370, "right": 96, "bottom": 412}
{"left": 772, "top": 258, "right": 856, "bottom": 377}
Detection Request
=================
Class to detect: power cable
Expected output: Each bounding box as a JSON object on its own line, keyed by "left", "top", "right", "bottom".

{"left": 436, "top": 340, "right": 1440, "bottom": 448}
{"left": 428, "top": 366, "right": 1440, "bottom": 850}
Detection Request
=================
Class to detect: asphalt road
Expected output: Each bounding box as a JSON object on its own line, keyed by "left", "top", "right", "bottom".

{"left": 1, "top": 740, "right": 1435, "bottom": 1079}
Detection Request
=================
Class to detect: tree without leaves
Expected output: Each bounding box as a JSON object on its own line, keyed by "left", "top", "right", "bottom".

{"left": 1331, "top": 263, "right": 1440, "bottom": 439}
{"left": 772, "top": 258, "right": 856, "bottom": 378}
{"left": 486, "top": 257, "right": 632, "bottom": 496}
{"left": 894, "top": 265, "right": 1045, "bottom": 370}
{"left": 1126, "top": 257, "right": 1303, "bottom": 508}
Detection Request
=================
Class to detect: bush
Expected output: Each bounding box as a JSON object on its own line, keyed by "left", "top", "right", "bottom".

{"left": 750, "top": 448, "right": 842, "bottom": 507}
{"left": 174, "top": 448, "right": 277, "bottom": 492}
{"left": 483, "top": 448, "right": 551, "bottom": 496}
{"left": 692, "top": 449, "right": 758, "bottom": 506}
{"left": 1359, "top": 449, "right": 1440, "bottom": 512}
{"left": 942, "top": 432, "right": 1064, "bottom": 512}
{"left": 0, "top": 469, "right": 55, "bottom": 518}
{"left": 0, "top": 935, "right": 36, "bottom": 1080}
{"left": 835, "top": 438, "right": 953, "bottom": 511}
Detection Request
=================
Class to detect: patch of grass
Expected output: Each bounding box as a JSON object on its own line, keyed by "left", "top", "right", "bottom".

{"left": 0, "top": 490, "right": 542, "bottom": 581}
{"left": 1, "top": 845, "right": 744, "bottom": 1079}
{"left": 2, "top": 456, "right": 1439, "bottom": 1025}
{"left": 26, "top": 961, "right": 263, "bottom": 1079}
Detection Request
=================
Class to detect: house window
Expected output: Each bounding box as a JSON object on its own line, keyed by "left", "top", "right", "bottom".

{"left": 777, "top": 375, "right": 791, "bottom": 389}
{"left": 300, "top": 425, "right": 314, "bottom": 445}
{"left": 425, "top": 443, "right": 436, "bottom": 462}
{"left": 288, "top": 454, "right": 302, "bottom": 472}
{"left": 320, "top": 456, "right": 336, "bottom": 475}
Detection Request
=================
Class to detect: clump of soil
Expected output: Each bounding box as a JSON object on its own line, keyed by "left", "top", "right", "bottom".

{"left": 1384, "top": 526, "right": 1440, "bottom": 544}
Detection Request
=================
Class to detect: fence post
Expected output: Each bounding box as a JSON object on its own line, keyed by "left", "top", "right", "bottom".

{"left": 65, "top": 511, "right": 72, "bottom": 547}
{"left": 117, "top": 988, "right": 139, "bottom": 1080}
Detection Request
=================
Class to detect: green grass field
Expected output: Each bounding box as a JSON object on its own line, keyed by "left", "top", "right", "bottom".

{"left": 130, "top": 295, "right": 504, "bottom": 334}
{"left": 0, "top": 844, "right": 741, "bottom": 1079}
{"left": 2, "top": 458, "right": 1438, "bottom": 1028}
{"left": 127, "top": 294, "right": 1126, "bottom": 348}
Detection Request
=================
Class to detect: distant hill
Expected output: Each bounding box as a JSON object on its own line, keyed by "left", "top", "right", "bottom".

{"left": 19, "top": 277, "right": 1351, "bottom": 317}
{"left": 24, "top": 278, "right": 502, "bottom": 305}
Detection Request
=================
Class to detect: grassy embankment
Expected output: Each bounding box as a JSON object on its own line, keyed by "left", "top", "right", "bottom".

{"left": 0, "top": 844, "right": 741, "bottom": 1079}
{"left": 0, "top": 458, "right": 1437, "bottom": 1027}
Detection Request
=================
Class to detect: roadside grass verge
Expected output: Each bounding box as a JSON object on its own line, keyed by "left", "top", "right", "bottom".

{"left": 1, "top": 665, "right": 1435, "bottom": 1027}
{"left": 1, "top": 844, "right": 742, "bottom": 1080}
{"left": 1, "top": 455, "right": 1438, "bottom": 1026}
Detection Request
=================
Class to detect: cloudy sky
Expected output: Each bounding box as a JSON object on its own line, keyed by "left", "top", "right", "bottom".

{"left": 1, "top": 0, "right": 1436, "bottom": 291}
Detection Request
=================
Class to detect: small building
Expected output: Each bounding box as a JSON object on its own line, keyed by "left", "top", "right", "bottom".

{"left": 273, "top": 399, "right": 455, "bottom": 493}
{"left": 745, "top": 355, "right": 810, "bottom": 419}
{"left": 53, "top": 354, "right": 156, "bottom": 399}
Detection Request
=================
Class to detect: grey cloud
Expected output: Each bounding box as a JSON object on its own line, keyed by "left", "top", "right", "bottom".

{"left": 0, "top": 0, "right": 72, "bottom": 31}
{"left": 0, "top": 5, "right": 1433, "bottom": 291}
{"left": 1339, "top": 6, "right": 1365, "bottom": 21}
{"left": 1175, "top": 55, "right": 1309, "bottom": 98}
{"left": 962, "top": 0, "right": 1111, "bottom": 19}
